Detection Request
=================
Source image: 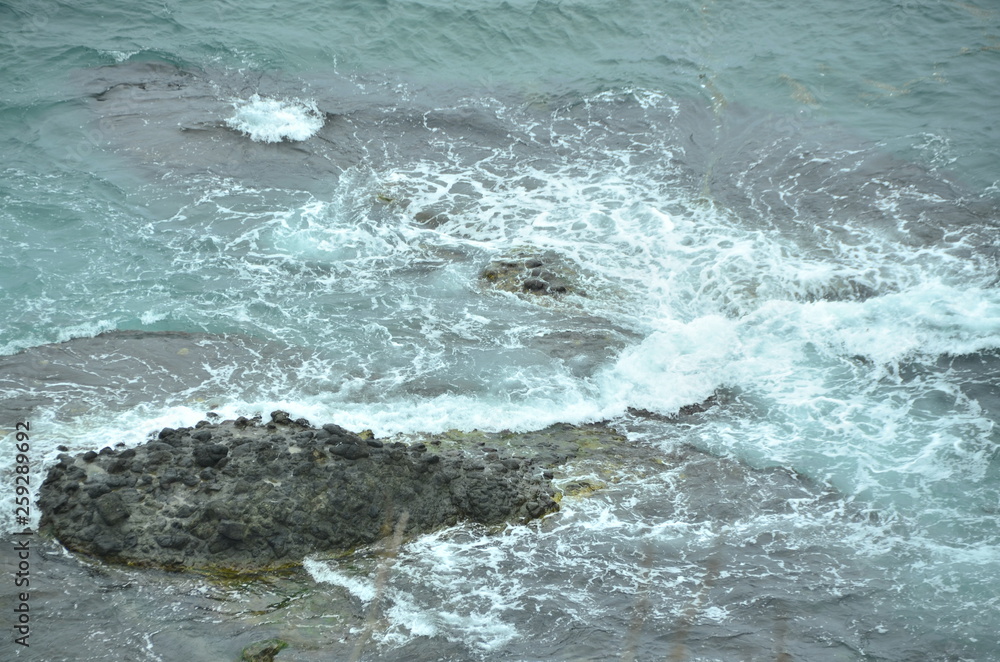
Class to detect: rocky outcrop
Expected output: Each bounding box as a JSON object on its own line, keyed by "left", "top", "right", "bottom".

{"left": 38, "top": 412, "right": 563, "bottom": 572}
{"left": 481, "top": 251, "right": 583, "bottom": 298}
{"left": 241, "top": 639, "right": 288, "bottom": 662}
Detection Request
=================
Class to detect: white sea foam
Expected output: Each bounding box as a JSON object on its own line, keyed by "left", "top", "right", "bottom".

{"left": 306, "top": 534, "right": 519, "bottom": 651}
{"left": 596, "top": 315, "right": 742, "bottom": 416}
{"left": 102, "top": 49, "right": 140, "bottom": 63}
{"left": 8, "top": 85, "right": 1000, "bottom": 653}
{"left": 300, "top": 474, "right": 871, "bottom": 656}
{"left": 225, "top": 94, "right": 324, "bottom": 142}
{"left": 302, "top": 558, "right": 377, "bottom": 602}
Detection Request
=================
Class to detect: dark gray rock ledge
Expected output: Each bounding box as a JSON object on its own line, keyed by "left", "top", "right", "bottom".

{"left": 37, "top": 411, "right": 590, "bottom": 572}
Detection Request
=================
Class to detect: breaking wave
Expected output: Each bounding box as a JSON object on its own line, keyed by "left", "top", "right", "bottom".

{"left": 225, "top": 94, "right": 324, "bottom": 142}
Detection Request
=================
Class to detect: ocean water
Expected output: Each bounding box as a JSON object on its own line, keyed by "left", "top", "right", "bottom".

{"left": 1, "top": 1, "right": 999, "bottom": 660}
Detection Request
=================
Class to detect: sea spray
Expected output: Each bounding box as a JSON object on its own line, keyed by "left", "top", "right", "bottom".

{"left": 225, "top": 94, "right": 324, "bottom": 143}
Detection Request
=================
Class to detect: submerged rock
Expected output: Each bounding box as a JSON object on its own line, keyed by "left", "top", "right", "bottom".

{"left": 480, "top": 250, "right": 583, "bottom": 298}
{"left": 526, "top": 321, "right": 639, "bottom": 378}
{"left": 39, "top": 411, "right": 576, "bottom": 572}
{"left": 241, "top": 639, "right": 288, "bottom": 662}
{"left": 0, "top": 330, "right": 313, "bottom": 422}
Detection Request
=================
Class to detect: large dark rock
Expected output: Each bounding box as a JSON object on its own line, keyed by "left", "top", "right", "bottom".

{"left": 37, "top": 411, "right": 582, "bottom": 572}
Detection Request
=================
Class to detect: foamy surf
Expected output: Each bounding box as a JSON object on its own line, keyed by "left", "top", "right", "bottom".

{"left": 225, "top": 94, "right": 324, "bottom": 142}
{"left": 5, "top": 51, "right": 999, "bottom": 659}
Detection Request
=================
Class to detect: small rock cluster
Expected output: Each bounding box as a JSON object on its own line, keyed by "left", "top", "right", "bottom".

{"left": 38, "top": 412, "right": 558, "bottom": 571}
{"left": 481, "top": 252, "right": 581, "bottom": 297}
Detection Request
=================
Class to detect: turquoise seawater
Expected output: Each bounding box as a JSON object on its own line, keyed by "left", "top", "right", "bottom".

{"left": 2, "top": 1, "right": 1000, "bottom": 660}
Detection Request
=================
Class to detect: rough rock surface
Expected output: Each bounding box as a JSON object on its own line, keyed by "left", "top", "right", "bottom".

{"left": 38, "top": 411, "right": 562, "bottom": 572}
{"left": 480, "top": 250, "right": 583, "bottom": 298}
{"left": 241, "top": 639, "right": 288, "bottom": 662}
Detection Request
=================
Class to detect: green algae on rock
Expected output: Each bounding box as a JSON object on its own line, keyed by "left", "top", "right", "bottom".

{"left": 241, "top": 638, "right": 288, "bottom": 662}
